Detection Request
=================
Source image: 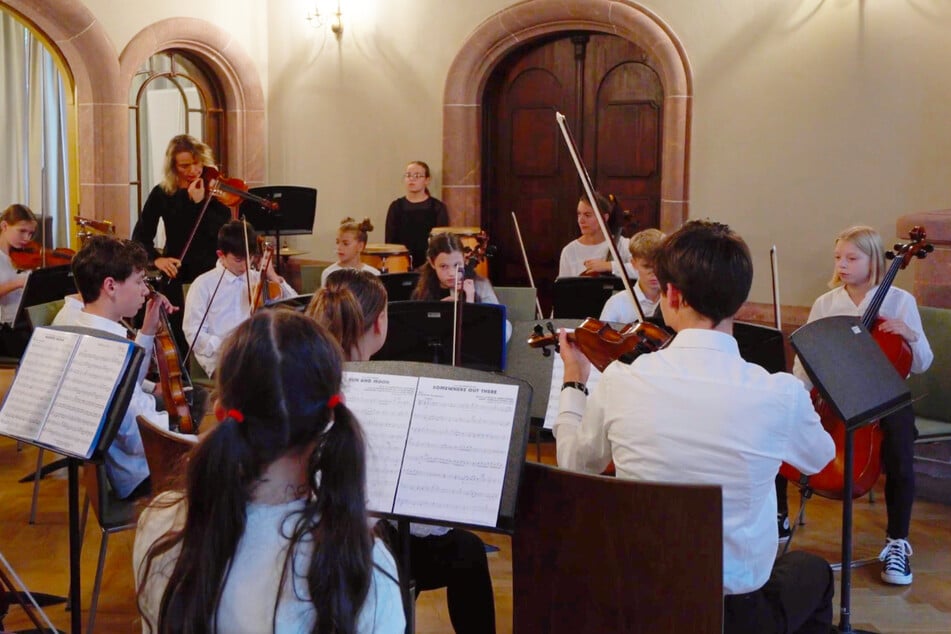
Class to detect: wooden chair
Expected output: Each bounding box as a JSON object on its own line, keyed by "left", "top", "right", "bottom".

{"left": 136, "top": 415, "right": 197, "bottom": 494}
{"left": 512, "top": 462, "right": 723, "bottom": 634}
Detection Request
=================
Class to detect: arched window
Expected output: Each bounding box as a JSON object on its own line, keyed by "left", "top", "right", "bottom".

{"left": 0, "top": 8, "right": 74, "bottom": 248}
{"left": 128, "top": 50, "right": 225, "bottom": 232}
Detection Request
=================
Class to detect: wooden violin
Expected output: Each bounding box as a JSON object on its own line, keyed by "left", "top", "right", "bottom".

{"left": 10, "top": 241, "right": 75, "bottom": 270}
{"left": 147, "top": 284, "right": 196, "bottom": 434}
{"left": 780, "top": 227, "right": 933, "bottom": 499}
{"left": 249, "top": 238, "right": 280, "bottom": 312}
{"left": 202, "top": 166, "right": 279, "bottom": 213}
{"left": 528, "top": 317, "right": 671, "bottom": 373}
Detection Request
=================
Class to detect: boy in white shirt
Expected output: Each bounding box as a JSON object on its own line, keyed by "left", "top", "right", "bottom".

{"left": 599, "top": 228, "right": 665, "bottom": 324}
{"left": 183, "top": 220, "right": 296, "bottom": 377}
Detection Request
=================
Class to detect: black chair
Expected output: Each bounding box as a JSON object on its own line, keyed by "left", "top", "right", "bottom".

{"left": 551, "top": 276, "right": 625, "bottom": 319}
{"left": 378, "top": 272, "right": 421, "bottom": 302}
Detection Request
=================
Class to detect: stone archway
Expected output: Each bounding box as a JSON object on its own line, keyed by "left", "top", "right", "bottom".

{"left": 120, "top": 18, "right": 267, "bottom": 199}
{"left": 1, "top": 0, "right": 124, "bottom": 228}
{"left": 443, "top": 0, "right": 692, "bottom": 234}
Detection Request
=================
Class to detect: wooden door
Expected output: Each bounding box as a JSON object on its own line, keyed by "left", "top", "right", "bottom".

{"left": 483, "top": 33, "right": 663, "bottom": 312}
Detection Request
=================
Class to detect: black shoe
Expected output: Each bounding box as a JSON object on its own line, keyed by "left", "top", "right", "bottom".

{"left": 777, "top": 513, "right": 791, "bottom": 543}
{"left": 879, "top": 537, "right": 913, "bottom": 585}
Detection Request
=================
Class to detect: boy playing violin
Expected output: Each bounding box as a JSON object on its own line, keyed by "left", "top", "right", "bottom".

{"left": 52, "top": 236, "right": 176, "bottom": 500}
{"left": 555, "top": 220, "right": 836, "bottom": 634}
{"left": 183, "top": 220, "right": 295, "bottom": 378}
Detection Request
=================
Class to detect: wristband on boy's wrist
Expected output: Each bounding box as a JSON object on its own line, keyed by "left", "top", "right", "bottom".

{"left": 561, "top": 381, "right": 588, "bottom": 395}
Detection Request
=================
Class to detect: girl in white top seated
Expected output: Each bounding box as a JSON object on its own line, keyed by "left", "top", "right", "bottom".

{"left": 599, "top": 228, "right": 665, "bottom": 324}
{"left": 790, "top": 225, "right": 932, "bottom": 588}
{"left": 321, "top": 217, "right": 380, "bottom": 288}
{"left": 133, "top": 310, "right": 404, "bottom": 634}
{"left": 557, "top": 192, "right": 635, "bottom": 279}
{"left": 0, "top": 204, "right": 38, "bottom": 325}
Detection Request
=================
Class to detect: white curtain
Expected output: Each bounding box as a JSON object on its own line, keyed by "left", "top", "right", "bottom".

{"left": 0, "top": 12, "right": 71, "bottom": 247}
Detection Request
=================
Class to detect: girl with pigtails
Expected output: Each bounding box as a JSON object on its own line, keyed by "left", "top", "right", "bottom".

{"left": 133, "top": 309, "right": 404, "bottom": 634}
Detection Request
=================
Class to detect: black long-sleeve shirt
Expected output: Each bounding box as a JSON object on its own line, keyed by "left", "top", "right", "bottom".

{"left": 384, "top": 196, "right": 449, "bottom": 269}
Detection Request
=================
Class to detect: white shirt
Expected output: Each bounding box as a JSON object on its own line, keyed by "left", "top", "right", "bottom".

{"left": 320, "top": 262, "right": 380, "bottom": 287}
{"left": 183, "top": 261, "right": 297, "bottom": 376}
{"left": 599, "top": 283, "right": 660, "bottom": 324}
{"left": 0, "top": 249, "right": 28, "bottom": 324}
{"left": 558, "top": 237, "right": 636, "bottom": 278}
{"left": 134, "top": 493, "right": 405, "bottom": 634}
{"left": 554, "top": 328, "right": 835, "bottom": 594}
{"left": 792, "top": 285, "right": 933, "bottom": 389}
{"left": 52, "top": 308, "right": 169, "bottom": 498}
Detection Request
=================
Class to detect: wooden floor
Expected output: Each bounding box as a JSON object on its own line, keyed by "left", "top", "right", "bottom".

{"left": 0, "top": 437, "right": 949, "bottom": 633}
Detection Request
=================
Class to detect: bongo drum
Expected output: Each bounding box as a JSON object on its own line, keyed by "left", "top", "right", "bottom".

{"left": 429, "top": 226, "right": 489, "bottom": 278}
{"left": 361, "top": 243, "right": 411, "bottom": 273}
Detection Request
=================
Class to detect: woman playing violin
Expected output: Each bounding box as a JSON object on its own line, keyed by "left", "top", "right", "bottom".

{"left": 0, "top": 203, "right": 37, "bottom": 325}
{"left": 557, "top": 191, "right": 635, "bottom": 278}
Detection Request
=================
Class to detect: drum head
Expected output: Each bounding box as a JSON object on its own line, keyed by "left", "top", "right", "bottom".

{"left": 364, "top": 243, "right": 409, "bottom": 255}
{"left": 429, "top": 226, "right": 482, "bottom": 237}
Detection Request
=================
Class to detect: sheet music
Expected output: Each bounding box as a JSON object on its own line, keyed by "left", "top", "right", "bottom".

{"left": 0, "top": 329, "right": 78, "bottom": 440}
{"left": 543, "top": 351, "right": 603, "bottom": 429}
{"left": 343, "top": 372, "right": 419, "bottom": 513}
{"left": 394, "top": 377, "right": 518, "bottom": 526}
{"left": 38, "top": 335, "right": 132, "bottom": 457}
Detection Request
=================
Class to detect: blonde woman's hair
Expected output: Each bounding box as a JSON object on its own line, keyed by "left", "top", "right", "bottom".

{"left": 829, "top": 225, "right": 885, "bottom": 288}
{"left": 627, "top": 228, "right": 666, "bottom": 263}
{"left": 160, "top": 135, "right": 215, "bottom": 194}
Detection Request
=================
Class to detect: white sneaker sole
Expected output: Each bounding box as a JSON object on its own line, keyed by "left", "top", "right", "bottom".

{"left": 881, "top": 570, "right": 913, "bottom": 585}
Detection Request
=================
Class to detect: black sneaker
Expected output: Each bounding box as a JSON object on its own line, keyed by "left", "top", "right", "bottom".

{"left": 777, "top": 513, "right": 791, "bottom": 543}
{"left": 879, "top": 537, "right": 913, "bottom": 585}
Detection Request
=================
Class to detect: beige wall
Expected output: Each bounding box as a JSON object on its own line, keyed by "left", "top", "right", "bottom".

{"left": 14, "top": 0, "right": 951, "bottom": 305}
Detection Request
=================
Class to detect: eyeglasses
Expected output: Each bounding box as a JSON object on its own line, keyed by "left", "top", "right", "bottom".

{"left": 404, "top": 172, "right": 427, "bottom": 180}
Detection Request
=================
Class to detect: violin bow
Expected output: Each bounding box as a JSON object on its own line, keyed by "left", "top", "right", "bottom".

{"left": 511, "top": 211, "right": 545, "bottom": 319}
{"left": 242, "top": 217, "right": 254, "bottom": 313}
{"left": 555, "top": 112, "right": 647, "bottom": 323}
{"left": 451, "top": 262, "right": 464, "bottom": 366}
{"left": 770, "top": 245, "right": 782, "bottom": 331}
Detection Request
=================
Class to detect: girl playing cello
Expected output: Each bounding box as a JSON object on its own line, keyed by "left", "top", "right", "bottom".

{"left": 790, "top": 225, "right": 932, "bottom": 586}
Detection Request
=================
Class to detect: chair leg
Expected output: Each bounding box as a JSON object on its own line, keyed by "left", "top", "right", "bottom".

{"left": 28, "top": 448, "right": 45, "bottom": 524}
{"left": 782, "top": 494, "right": 811, "bottom": 557}
{"left": 86, "top": 530, "right": 109, "bottom": 634}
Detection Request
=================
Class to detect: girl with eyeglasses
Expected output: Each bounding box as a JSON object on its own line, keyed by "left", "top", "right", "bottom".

{"left": 384, "top": 161, "right": 449, "bottom": 270}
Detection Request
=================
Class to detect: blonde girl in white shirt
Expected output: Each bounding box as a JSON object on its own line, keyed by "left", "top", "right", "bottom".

{"left": 791, "top": 225, "right": 933, "bottom": 587}
{"left": 320, "top": 217, "right": 380, "bottom": 288}
{"left": 0, "top": 204, "right": 38, "bottom": 325}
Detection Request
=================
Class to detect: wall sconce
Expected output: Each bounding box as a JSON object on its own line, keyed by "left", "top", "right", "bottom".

{"left": 306, "top": 1, "right": 344, "bottom": 39}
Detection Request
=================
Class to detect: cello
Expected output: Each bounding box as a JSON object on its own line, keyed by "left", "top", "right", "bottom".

{"left": 147, "top": 284, "right": 196, "bottom": 434}
{"left": 779, "top": 227, "right": 932, "bottom": 499}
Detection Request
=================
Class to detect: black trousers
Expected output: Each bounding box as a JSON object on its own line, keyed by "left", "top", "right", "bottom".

{"left": 409, "top": 529, "right": 496, "bottom": 634}
{"left": 724, "top": 551, "right": 833, "bottom": 634}
{"left": 775, "top": 404, "right": 916, "bottom": 539}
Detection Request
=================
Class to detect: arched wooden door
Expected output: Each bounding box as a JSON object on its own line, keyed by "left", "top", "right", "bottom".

{"left": 483, "top": 32, "right": 663, "bottom": 311}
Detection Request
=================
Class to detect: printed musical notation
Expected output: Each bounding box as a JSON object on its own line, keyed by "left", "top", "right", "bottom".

{"left": 342, "top": 371, "right": 519, "bottom": 528}
{"left": 0, "top": 328, "right": 136, "bottom": 459}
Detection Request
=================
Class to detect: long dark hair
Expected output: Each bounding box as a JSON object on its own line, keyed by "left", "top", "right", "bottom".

{"left": 411, "top": 232, "right": 486, "bottom": 302}
{"left": 306, "top": 269, "right": 387, "bottom": 360}
{"left": 137, "top": 310, "right": 375, "bottom": 634}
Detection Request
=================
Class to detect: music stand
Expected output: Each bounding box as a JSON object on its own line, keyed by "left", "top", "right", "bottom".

{"left": 0, "top": 264, "right": 76, "bottom": 359}
{"left": 372, "top": 301, "right": 507, "bottom": 371}
{"left": 791, "top": 316, "right": 911, "bottom": 634}
{"left": 239, "top": 186, "right": 317, "bottom": 275}
{"left": 733, "top": 322, "right": 786, "bottom": 374}
{"left": 378, "top": 273, "right": 420, "bottom": 302}
{"left": 264, "top": 293, "right": 313, "bottom": 312}
{"left": 552, "top": 276, "right": 624, "bottom": 319}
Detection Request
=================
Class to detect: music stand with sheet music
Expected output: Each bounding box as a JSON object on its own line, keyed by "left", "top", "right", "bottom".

{"left": 0, "top": 264, "right": 75, "bottom": 359}
{"left": 372, "top": 301, "right": 508, "bottom": 371}
{"left": 791, "top": 315, "right": 911, "bottom": 634}
{"left": 551, "top": 276, "right": 625, "bottom": 319}
{"left": 239, "top": 186, "right": 317, "bottom": 275}
{"left": 343, "top": 360, "right": 532, "bottom": 634}
{"left": 0, "top": 326, "right": 146, "bottom": 634}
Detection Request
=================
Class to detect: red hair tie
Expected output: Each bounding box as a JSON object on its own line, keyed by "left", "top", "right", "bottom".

{"left": 327, "top": 394, "right": 344, "bottom": 409}
{"left": 227, "top": 408, "right": 244, "bottom": 423}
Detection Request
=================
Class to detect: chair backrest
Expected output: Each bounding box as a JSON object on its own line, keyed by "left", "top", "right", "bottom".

{"left": 907, "top": 306, "right": 951, "bottom": 424}
{"left": 512, "top": 462, "right": 723, "bottom": 634}
{"left": 25, "top": 298, "right": 66, "bottom": 330}
{"left": 494, "top": 286, "right": 538, "bottom": 321}
{"left": 551, "top": 276, "right": 624, "bottom": 319}
{"left": 300, "top": 263, "right": 329, "bottom": 293}
{"left": 136, "top": 415, "right": 197, "bottom": 493}
{"left": 82, "top": 461, "right": 138, "bottom": 530}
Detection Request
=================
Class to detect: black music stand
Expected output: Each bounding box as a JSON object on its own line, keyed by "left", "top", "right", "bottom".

{"left": 372, "top": 301, "right": 507, "bottom": 371}
{"left": 378, "top": 273, "right": 420, "bottom": 302}
{"left": 791, "top": 316, "right": 911, "bottom": 634}
{"left": 551, "top": 276, "right": 624, "bottom": 319}
{"left": 240, "top": 186, "right": 317, "bottom": 275}
{"left": 733, "top": 322, "right": 786, "bottom": 374}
